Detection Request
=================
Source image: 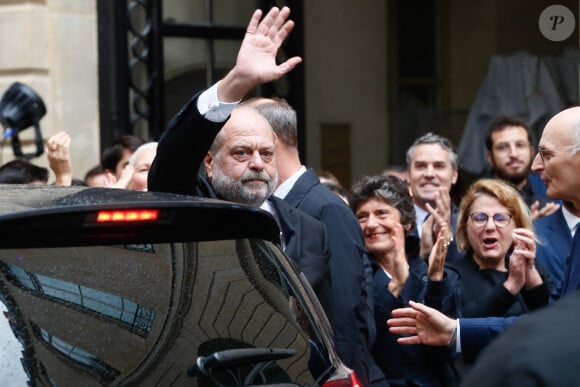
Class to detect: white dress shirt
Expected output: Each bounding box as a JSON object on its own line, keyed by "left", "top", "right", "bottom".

{"left": 274, "top": 166, "right": 307, "bottom": 199}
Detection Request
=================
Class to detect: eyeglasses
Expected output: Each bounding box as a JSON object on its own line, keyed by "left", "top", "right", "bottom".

{"left": 537, "top": 148, "right": 553, "bottom": 164}
{"left": 469, "top": 212, "right": 512, "bottom": 228}
{"left": 537, "top": 145, "right": 577, "bottom": 164}
{"left": 493, "top": 141, "right": 530, "bottom": 154}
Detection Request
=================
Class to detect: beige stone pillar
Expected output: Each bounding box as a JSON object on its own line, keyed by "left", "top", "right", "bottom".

{"left": 0, "top": 1, "right": 99, "bottom": 183}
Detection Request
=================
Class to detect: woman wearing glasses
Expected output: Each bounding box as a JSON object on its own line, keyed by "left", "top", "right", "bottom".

{"left": 450, "top": 178, "right": 550, "bottom": 320}
{"left": 448, "top": 178, "right": 550, "bottom": 378}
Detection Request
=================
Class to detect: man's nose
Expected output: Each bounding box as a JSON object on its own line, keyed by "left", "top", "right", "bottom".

{"left": 531, "top": 153, "right": 543, "bottom": 172}
{"left": 248, "top": 151, "right": 265, "bottom": 169}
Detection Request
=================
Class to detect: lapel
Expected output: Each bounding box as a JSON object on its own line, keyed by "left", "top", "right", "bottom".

{"left": 537, "top": 209, "right": 572, "bottom": 258}
{"left": 549, "top": 210, "right": 573, "bottom": 252}
{"left": 561, "top": 228, "right": 580, "bottom": 296}
{"left": 284, "top": 169, "right": 319, "bottom": 207}
{"left": 267, "top": 196, "right": 298, "bottom": 253}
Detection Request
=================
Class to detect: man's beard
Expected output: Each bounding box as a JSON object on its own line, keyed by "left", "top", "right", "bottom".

{"left": 212, "top": 165, "right": 278, "bottom": 207}
{"left": 493, "top": 161, "right": 531, "bottom": 186}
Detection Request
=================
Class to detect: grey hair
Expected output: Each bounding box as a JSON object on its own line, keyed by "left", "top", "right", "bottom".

{"left": 209, "top": 105, "right": 277, "bottom": 155}
{"left": 349, "top": 175, "right": 416, "bottom": 231}
{"left": 129, "top": 142, "right": 158, "bottom": 166}
{"left": 405, "top": 132, "right": 458, "bottom": 169}
{"left": 242, "top": 97, "right": 298, "bottom": 148}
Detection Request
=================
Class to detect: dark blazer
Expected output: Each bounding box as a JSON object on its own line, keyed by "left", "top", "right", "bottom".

{"left": 283, "top": 169, "right": 388, "bottom": 387}
{"left": 459, "top": 316, "right": 519, "bottom": 364}
{"left": 371, "top": 240, "right": 460, "bottom": 387}
{"left": 534, "top": 207, "right": 571, "bottom": 300}
{"left": 461, "top": 290, "right": 580, "bottom": 386}
{"left": 454, "top": 216, "right": 575, "bottom": 366}
{"left": 448, "top": 253, "right": 550, "bottom": 318}
{"left": 559, "top": 227, "right": 580, "bottom": 297}
{"left": 147, "top": 93, "right": 332, "bottom": 313}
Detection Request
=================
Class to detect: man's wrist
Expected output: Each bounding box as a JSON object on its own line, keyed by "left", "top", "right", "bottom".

{"left": 446, "top": 320, "right": 458, "bottom": 347}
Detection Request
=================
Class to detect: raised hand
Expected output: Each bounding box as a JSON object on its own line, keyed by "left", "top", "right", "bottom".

{"left": 421, "top": 188, "right": 453, "bottom": 259}
{"left": 218, "top": 7, "right": 302, "bottom": 102}
{"left": 503, "top": 246, "right": 526, "bottom": 295}
{"left": 387, "top": 300, "right": 457, "bottom": 347}
{"left": 46, "top": 131, "right": 73, "bottom": 186}
{"left": 428, "top": 224, "right": 449, "bottom": 281}
{"left": 386, "top": 222, "right": 410, "bottom": 297}
{"left": 110, "top": 164, "right": 135, "bottom": 189}
{"left": 419, "top": 215, "right": 435, "bottom": 259}
{"left": 530, "top": 200, "right": 560, "bottom": 221}
{"left": 427, "top": 187, "right": 453, "bottom": 241}
{"left": 512, "top": 228, "right": 543, "bottom": 289}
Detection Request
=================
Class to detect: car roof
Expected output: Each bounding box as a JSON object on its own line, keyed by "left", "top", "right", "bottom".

{"left": 0, "top": 185, "right": 281, "bottom": 248}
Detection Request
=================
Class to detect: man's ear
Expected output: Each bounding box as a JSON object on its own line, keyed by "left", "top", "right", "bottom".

{"left": 486, "top": 150, "right": 493, "bottom": 167}
{"left": 204, "top": 152, "right": 214, "bottom": 181}
{"left": 451, "top": 168, "right": 459, "bottom": 185}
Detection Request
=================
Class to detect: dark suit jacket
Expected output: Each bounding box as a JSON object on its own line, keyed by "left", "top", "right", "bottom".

{"left": 559, "top": 227, "right": 580, "bottom": 298}
{"left": 459, "top": 316, "right": 519, "bottom": 364}
{"left": 455, "top": 215, "right": 573, "bottom": 366}
{"left": 461, "top": 290, "right": 580, "bottom": 386}
{"left": 147, "top": 93, "right": 332, "bottom": 313}
{"left": 371, "top": 242, "right": 460, "bottom": 386}
{"left": 534, "top": 208, "right": 571, "bottom": 301}
{"left": 283, "top": 169, "right": 388, "bottom": 387}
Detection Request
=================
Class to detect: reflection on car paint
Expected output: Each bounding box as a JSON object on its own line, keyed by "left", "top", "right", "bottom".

{"left": 32, "top": 322, "right": 120, "bottom": 383}
{"left": 0, "top": 298, "right": 28, "bottom": 386}
{"left": 0, "top": 262, "right": 156, "bottom": 337}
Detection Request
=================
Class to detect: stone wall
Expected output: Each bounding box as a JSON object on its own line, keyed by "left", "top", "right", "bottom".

{"left": 0, "top": 0, "right": 99, "bottom": 182}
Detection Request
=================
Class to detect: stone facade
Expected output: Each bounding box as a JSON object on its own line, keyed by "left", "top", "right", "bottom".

{"left": 0, "top": 1, "right": 99, "bottom": 182}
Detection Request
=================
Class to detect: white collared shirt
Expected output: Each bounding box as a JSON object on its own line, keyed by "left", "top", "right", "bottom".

{"left": 561, "top": 205, "right": 580, "bottom": 237}
{"left": 274, "top": 166, "right": 307, "bottom": 199}
{"left": 414, "top": 204, "right": 429, "bottom": 238}
{"left": 196, "top": 81, "right": 240, "bottom": 122}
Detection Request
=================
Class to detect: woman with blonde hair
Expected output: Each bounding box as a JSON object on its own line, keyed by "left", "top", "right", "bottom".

{"left": 451, "top": 178, "right": 549, "bottom": 320}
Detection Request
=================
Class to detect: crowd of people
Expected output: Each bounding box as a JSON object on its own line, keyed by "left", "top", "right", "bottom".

{"left": 0, "top": 131, "right": 158, "bottom": 191}
{"left": 1, "top": 6, "right": 580, "bottom": 386}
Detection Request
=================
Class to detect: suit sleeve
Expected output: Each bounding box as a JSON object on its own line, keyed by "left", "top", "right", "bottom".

{"left": 424, "top": 266, "right": 461, "bottom": 317}
{"left": 460, "top": 316, "right": 519, "bottom": 363}
{"left": 148, "top": 92, "right": 225, "bottom": 195}
{"left": 317, "top": 202, "right": 380, "bottom": 382}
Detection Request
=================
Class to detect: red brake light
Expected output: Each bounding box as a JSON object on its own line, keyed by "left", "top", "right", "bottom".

{"left": 323, "top": 371, "right": 361, "bottom": 387}
{"left": 96, "top": 209, "right": 159, "bottom": 223}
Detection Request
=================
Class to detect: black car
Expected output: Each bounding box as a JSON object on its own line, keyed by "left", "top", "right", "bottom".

{"left": 0, "top": 185, "right": 359, "bottom": 386}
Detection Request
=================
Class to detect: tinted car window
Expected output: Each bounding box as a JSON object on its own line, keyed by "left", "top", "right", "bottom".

{"left": 0, "top": 239, "right": 334, "bottom": 386}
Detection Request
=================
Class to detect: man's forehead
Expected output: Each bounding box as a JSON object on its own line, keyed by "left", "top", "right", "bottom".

{"left": 542, "top": 107, "right": 580, "bottom": 143}
{"left": 224, "top": 134, "right": 275, "bottom": 149}
{"left": 541, "top": 118, "right": 574, "bottom": 148}
{"left": 411, "top": 143, "right": 451, "bottom": 161}
{"left": 492, "top": 126, "right": 528, "bottom": 141}
{"left": 223, "top": 108, "right": 273, "bottom": 136}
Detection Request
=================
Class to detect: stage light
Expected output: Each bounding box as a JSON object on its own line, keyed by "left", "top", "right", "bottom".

{"left": 0, "top": 82, "right": 46, "bottom": 159}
